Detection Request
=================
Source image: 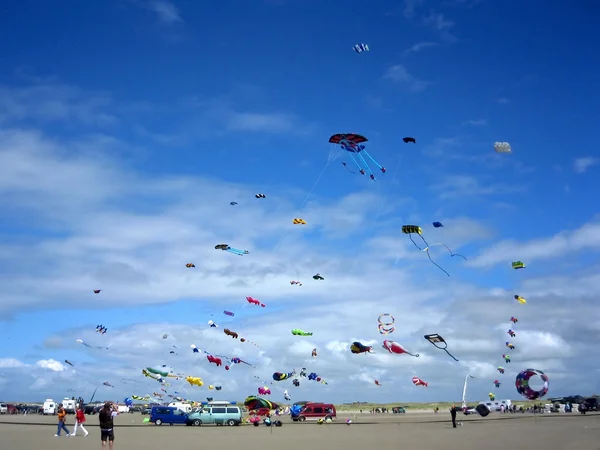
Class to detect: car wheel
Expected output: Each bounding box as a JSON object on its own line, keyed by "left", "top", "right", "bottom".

{"left": 193, "top": 419, "right": 201, "bottom": 426}
{"left": 155, "top": 419, "right": 162, "bottom": 425}
{"left": 299, "top": 416, "right": 306, "bottom": 422}
{"left": 226, "top": 419, "right": 236, "bottom": 426}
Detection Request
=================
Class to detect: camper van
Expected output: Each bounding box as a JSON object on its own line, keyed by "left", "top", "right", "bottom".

{"left": 186, "top": 402, "right": 242, "bottom": 426}
{"left": 479, "top": 399, "right": 512, "bottom": 412}
{"left": 43, "top": 399, "right": 56, "bottom": 415}
{"left": 168, "top": 402, "right": 192, "bottom": 414}
{"left": 62, "top": 398, "right": 77, "bottom": 414}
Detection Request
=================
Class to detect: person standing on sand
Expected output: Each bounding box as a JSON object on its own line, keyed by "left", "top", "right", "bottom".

{"left": 55, "top": 404, "right": 71, "bottom": 436}
{"left": 450, "top": 404, "right": 458, "bottom": 428}
{"left": 71, "top": 405, "right": 89, "bottom": 437}
{"left": 99, "top": 402, "right": 119, "bottom": 450}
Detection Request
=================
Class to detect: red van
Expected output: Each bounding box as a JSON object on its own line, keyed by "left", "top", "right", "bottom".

{"left": 292, "top": 402, "right": 336, "bottom": 422}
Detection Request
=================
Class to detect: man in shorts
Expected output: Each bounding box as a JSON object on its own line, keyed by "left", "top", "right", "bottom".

{"left": 98, "top": 402, "right": 119, "bottom": 449}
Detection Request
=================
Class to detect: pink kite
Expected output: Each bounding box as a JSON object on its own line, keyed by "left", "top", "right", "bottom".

{"left": 207, "top": 355, "right": 223, "bottom": 367}
{"left": 412, "top": 376, "right": 428, "bottom": 387}
{"left": 246, "top": 296, "right": 266, "bottom": 307}
{"left": 258, "top": 386, "right": 271, "bottom": 395}
{"left": 382, "top": 340, "right": 419, "bottom": 357}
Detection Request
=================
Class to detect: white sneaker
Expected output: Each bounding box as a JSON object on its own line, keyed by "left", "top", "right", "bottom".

{"left": 54, "top": 434, "right": 59, "bottom": 437}
{"left": 84, "top": 433, "right": 89, "bottom": 437}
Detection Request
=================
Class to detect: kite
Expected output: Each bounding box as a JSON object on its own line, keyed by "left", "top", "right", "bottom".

{"left": 290, "top": 280, "right": 302, "bottom": 286}
{"left": 284, "top": 390, "right": 291, "bottom": 401}
{"left": 207, "top": 355, "right": 223, "bottom": 366}
{"left": 246, "top": 296, "right": 265, "bottom": 307}
{"left": 64, "top": 360, "right": 74, "bottom": 367}
{"left": 132, "top": 395, "right": 149, "bottom": 401}
{"left": 258, "top": 386, "right": 271, "bottom": 395}
{"left": 382, "top": 340, "right": 419, "bottom": 357}
{"left": 350, "top": 341, "right": 373, "bottom": 354}
{"left": 512, "top": 261, "right": 525, "bottom": 269}
{"left": 507, "top": 329, "right": 516, "bottom": 338}
{"left": 272, "top": 371, "right": 294, "bottom": 381}
{"left": 402, "top": 137, "right": 416, "bottom": 144}
{"left": 208, "top": 320, "right": 218, "bottom": 328}
{"left": 353, "top": 43, "right": 369, "bottom": 53}
{"left": 432, "top": 221, "right": 443, "bottom": 227}
{"left": 230, "top": 202, "right": 238, "bottom": 205}
{"left": 424, "top": 333, "right": 459, "bottom": 361}
{"left": 190, "top": 344, "right": 199, "bottom": 353}
{"left": 103, "top": 382, "right": 114, "bottom": 388}
{"left": 502, "top": 354, "right": 511, "bottom": 363}
{"left": 329, "top": 133, "right": 386, "bottom": 180}
{"left": 231, "top": 357, "right": 254, "bottom": 367}
{"left": 76, "top": 339, "right": 106, "bottom": 349}
{"left": 377, "top": 313, "right": 395, "bottom": 334}
{"left": 255, "top": 194, "right": 266, "bottom": 199}
{"left": 312, "top": 273, "right": 324, "bottom": 280}
{"left": 497, "top": 366, "right": 505, "bottom": 374}
{"left": 96, "top": 325, "right": 107, "bottom": 334}
{"left": 311, "top": 348, "right": 317, "bottom": 357}
{"left": 506, "top": 341, "right": 515, "bottom": 350}
{"left": 215, "top": 244, "right": 249, "bottom": 256}
{"left": 292, "top": 218, "right": 307, "bottom": 225}
{"left": 142, "top": 369, "right": 163, "bottom": 382}
{"left": 162, "top": 334, "right": 169, "bottom": 339}
{"left": 475, "top": 404, "right": 490, "bottom": 417}
{"left": 488, "top": 393, "right": 495, "bottom": 401}
{"left": 514, "top": 295, "right": 526, "bottom": 304}
{"left": 308, "top": 372, "right": 327, "bottom": 384}
{"left": 341, "top": 162, "right": 356, "bottom": 174}
{"left": 412, "top": 377, "right": 428, "bottom": 387}
{"left": 291, "top": 329, "right": 313, "bottom": 336}
{"left": 494, "top": 142, "right": 511, "bottom": 153}
{"left": 223, "top": 310, "right": 235, "bottom": 316}
{"left": 292, "top": 379, "right": 300, "bottom": 387}
{"left": 244, "top": 396, "right": 279, "bottom": 411}
{"left": 224, "top": 328, "right": 239, "bottom": 339}
{"left": 93, "top": 290, "right": 101, "bottom": 294}
{"left": 510, "top": 316, "right": 518, "bottom": 323}
{"left": 515, "top": 368, "right": 549, "bottom": 400}
{"left": 374, "top": 380, "right": 382, "bottom": 386}
{"left": 185, "top": 263, "right": 195, "bottom": 268}
{"left": 494, "top": 380, "right": 501, "bottom": 388}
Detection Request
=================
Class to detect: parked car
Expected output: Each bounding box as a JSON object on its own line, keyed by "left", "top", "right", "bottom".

{"left": 291, "top": 402, "right": 336, "bottom": 422}
{"left": 129, "top": 406, "right": 142, "bottom": 413}
{"left": 0, "top": 403, "right": 7, "bottom": 414}
{"left": 186, "top": 405, "right": 242, "bottom": 426}
{"left": 142, "top": 407, "right": 152, "bottom": 415}
{"left": 391, "top": 406, "right": 406, "bottom": 414}
{"left": 150, "top": 406, "right": 188, "bottom": 425}
{"left": 6, "top": 404, "right": 17, "bottom": 414}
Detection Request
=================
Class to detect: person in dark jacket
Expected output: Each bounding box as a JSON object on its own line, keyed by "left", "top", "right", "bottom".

{"left": 450, "top": 404, "right": 458, "bottom": 428}
{"left": 98, "top": 402, "right": 119, "bottom": 449}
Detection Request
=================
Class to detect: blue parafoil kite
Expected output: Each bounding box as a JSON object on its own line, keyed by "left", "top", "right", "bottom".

{"left": 329, "top": 134, "right": 385, "bottom": 180}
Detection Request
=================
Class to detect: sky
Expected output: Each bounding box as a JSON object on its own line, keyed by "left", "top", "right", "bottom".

{"left": 0, "top": 0, "right": 599, "bottom": 404}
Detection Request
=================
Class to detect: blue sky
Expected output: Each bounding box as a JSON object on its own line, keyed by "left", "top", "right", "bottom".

{"left": 0, "top": 0, "right": 599, "bottom": 404}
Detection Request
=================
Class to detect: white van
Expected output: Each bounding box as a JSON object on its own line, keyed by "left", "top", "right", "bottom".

{"left": 117, "top": 405, "right": 130, "bottom": 413}
{"left": 43, "top": 399, "right": 56, "bottom": 415}
{"left": 479, "top": 399, "right": 512, "bottom": 412}
{"left": 62, "top": 398, "right": 76, "bottom": 414}
{"left": 0, "top": 403, "right": 7, "bottom": 414}
{"left": 168, "top": 402, "right": 192, "bottom": 413}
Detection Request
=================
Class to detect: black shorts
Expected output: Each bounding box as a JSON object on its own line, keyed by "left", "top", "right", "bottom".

{"left": 101, "top": 430, "right": 114, "bottom": 441}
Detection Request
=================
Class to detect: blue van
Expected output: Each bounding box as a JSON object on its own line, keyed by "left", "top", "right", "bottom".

{"left": 150, "top": 406, "right": 188, "bottom": 425}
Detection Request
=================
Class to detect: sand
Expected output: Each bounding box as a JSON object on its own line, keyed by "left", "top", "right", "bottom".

{"left": 1, "top": 412, "right": 598, "bottom": 450}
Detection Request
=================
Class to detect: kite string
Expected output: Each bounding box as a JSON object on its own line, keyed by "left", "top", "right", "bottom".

{"left": 443, "top": 348, "right": 459, "bottom": 361}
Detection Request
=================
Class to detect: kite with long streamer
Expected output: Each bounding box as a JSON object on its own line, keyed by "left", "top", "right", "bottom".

{"left": 424, "top": 333, "right": 458, "bottom": 361}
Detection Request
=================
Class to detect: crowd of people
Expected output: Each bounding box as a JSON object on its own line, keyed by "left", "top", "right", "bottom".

{"left": 53, "top": 401, "right": 119, "bottom": 449}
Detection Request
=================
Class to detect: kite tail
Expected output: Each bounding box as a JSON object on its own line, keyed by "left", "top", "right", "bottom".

{"left": 441, "top": 243, "right": 467, "bottom": 260}
{"left": 355, "top": 151, "right": 375, "bottom": 178}
{"left": 409, "top": 234, "right": 423, "bottom": 250}
{"left": 426, "top": 249, "right": 450, "bottom": 277}
{"left": 408, "top": 352, "right": 420, "bottom": 357}
{"left": 347, "top": 153, "right": 363, "bottom": 172}
{"left": 444, "top": 348, "right": 459, "bottom": 361}
{"left": 362, "top": 150, "right": 384, "bottom": 170}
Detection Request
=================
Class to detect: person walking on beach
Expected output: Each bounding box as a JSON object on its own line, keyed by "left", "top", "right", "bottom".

{"left": 71, "top": 405, "right": 89, "bottom": 437}
{"left": 54, "top": 404, "right": 70, "bottom": 436}
{"left": 99, "top": 402, "right": 119, "bottom": 450}
{"left": 450, "top": 404, "right": 458, "bottom": 428}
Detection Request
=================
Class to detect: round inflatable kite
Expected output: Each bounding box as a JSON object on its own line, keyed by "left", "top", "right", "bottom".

{"left": 377, "top": 313, "right": 395, "bottom": 334}
{"left": 515, "top": 368, "right": 549, "bottom": 400}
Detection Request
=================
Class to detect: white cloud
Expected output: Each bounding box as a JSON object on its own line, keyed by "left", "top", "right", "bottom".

{"left": 430, "top": 175, "right": 524, "bottom": 200}
{"left": 1, "top": 82, "right": 599, "bottom": 403}
{"left": 462, "top": 119, "right": 487, "bottom": 126}
{"left": 131, "top": 0, "right": 183, "bottom": 24}
{"left": 226, "top": 112, "right": 297, "bottom": 133}
{"left": 402, "top": 0, "right": 424, "bottom": 18}
{"left": 573, "top": 157, "right": 599, "bottom": 174}
{"left": 403, "top": 42, "right": 438, "bottom": 55}
{"left": 382, "top": 65, "right": 430, "bottom": 92}
{"left": 496, "top": 97, "right": 510, "bottom": 104}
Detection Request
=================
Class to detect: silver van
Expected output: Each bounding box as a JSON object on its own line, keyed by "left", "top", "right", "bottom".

{"left": 186, "top": 405, "right": 242, "bottom": 426}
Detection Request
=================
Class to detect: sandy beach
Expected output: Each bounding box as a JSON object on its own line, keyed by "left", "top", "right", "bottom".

{"left": 1, "top": 412, "right": 598, "bottom": 450}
